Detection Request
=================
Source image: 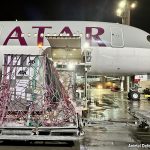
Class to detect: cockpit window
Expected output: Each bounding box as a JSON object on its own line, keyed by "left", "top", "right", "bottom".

{"left": 147, "top": 35, "right": 150, "bottom": 42}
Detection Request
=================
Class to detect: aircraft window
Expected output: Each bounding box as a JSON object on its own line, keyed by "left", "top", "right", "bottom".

{"left": 28, "top": 33, "right": 31, "bottom": 37}
{"left": 80, "top": 33, "right": 83, "bottom": 37}
{"left": 34, "top": 33, "right": 37, "bottom": 37}
{"left": 47, "top": 33, "right": 50, "bottom": 36}
{"left": 147, "top": 35, "right": 150, "bottom": 42}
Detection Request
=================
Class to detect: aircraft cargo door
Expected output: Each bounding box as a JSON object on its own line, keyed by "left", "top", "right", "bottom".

{"left": 111, "top": 27, "right": 124, "bottom": 47}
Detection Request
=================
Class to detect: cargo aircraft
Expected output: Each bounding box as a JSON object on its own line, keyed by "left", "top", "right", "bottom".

{"left": 0, "top": 21, "right": 150, "bottom": 100}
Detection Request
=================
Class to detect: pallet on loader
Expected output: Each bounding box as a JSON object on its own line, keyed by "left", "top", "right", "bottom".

{"left": 0, "top": 54, "right": 82, "bottom": 141}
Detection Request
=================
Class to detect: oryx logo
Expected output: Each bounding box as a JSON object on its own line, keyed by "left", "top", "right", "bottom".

{"left": 28, "top": 60, "right": 35, "bottom": 64}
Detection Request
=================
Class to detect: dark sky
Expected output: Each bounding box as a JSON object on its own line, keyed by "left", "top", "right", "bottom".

{"left": 1, "top": 0, "right": 150, "bottom": 33}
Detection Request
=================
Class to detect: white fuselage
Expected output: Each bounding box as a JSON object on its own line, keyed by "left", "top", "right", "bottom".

{"left": 0, "top": 21, "right": 150, "bottom": 74}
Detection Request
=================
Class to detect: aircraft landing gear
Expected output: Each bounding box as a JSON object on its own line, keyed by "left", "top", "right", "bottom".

{"left": 128, "top": 90, "right": 140, "bottom": 101}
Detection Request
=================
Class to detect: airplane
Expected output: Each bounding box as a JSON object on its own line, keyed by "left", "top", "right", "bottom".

{"left": 0, "top": 21, "right": 150, "bottom": 100}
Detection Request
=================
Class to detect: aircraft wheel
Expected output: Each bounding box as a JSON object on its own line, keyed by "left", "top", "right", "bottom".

{"left": 129, "top": 91, "right": 140, "bottom": 101}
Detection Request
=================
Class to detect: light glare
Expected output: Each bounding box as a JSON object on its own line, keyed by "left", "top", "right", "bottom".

{"left": 97, "top": 85, "right": 102, "bottom": 89}
{"left": 119, "top": 0, "right": 126, "bottom": 8}
{"left": 116, "top": 8, "right": 122, "bottom": 16}
{"left": 83, "top": 42, "right": 89, "bottom": 49}
{"left": 68, "top": 63, "right": 75, "bottom": 70}
{"left": 38, "top": 43, "right": 43, "bottom": 48}
{"left": 131, "top": 3, "right": 136, "bottom": 9}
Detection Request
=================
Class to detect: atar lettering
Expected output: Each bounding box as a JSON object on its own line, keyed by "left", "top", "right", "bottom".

{"left": 3, "top": 26, "right": 105, "bottom": 47}
{"left": 86, "top": 27, "right": 106, "bottom": 46}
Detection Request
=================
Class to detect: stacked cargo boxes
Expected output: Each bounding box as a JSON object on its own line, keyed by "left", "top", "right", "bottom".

{"left": 0, "top": 54, "right": 76, "bottom": 127}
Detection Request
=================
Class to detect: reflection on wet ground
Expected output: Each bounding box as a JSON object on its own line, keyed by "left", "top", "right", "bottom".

{"left": 81, "top": 89, "right": 150, "bottom": 150}
{"left": 87, "top": 91, "right": 132, "bottom": 122}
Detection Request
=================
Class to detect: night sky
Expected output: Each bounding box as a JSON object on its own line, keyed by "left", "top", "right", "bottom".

{"left": 1, "top": 0, "right": 150, "bottom": 33}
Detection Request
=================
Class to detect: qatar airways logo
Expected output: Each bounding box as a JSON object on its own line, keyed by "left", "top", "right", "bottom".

{"left": 3, "top": 26, "right": 106, "bottom": 47}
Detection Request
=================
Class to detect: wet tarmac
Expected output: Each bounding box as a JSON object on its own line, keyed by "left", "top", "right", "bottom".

{"left": 1, "top": 89, "right": 150, "bottom": 150}
{"left": 0, "top": 141, "right": 80, "bottom": 150}
{"left": 80, "top": 89, "right": 150, "bottom": 150}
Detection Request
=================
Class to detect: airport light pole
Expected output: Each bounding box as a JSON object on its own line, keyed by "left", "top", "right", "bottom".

{"left": 116, "top": 0, "right": 137, "bottom": 92}
{"left": 116, "top": 0, "right": 137, "bottom": 25}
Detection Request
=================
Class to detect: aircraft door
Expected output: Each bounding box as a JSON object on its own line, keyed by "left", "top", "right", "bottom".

{"left": 110, "top": 27, "right": 124, "bottom": 47}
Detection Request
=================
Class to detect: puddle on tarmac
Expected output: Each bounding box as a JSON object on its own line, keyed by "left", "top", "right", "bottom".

{"left": 87, "top": 93, "right": 131, "bottom": 121}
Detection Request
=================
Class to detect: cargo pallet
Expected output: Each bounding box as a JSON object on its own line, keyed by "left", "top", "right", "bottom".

{"left": 0, "top": 54, "right": 81, "bottom": 141}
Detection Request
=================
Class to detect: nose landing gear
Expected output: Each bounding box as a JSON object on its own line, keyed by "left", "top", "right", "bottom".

{"left": 128, "top": 89, "right": 140, "bottom": 101}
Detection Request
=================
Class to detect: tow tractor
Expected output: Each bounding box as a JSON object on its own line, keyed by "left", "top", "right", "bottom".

{"left": 143, "top": 88, "right": 150, "bottom": 100}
